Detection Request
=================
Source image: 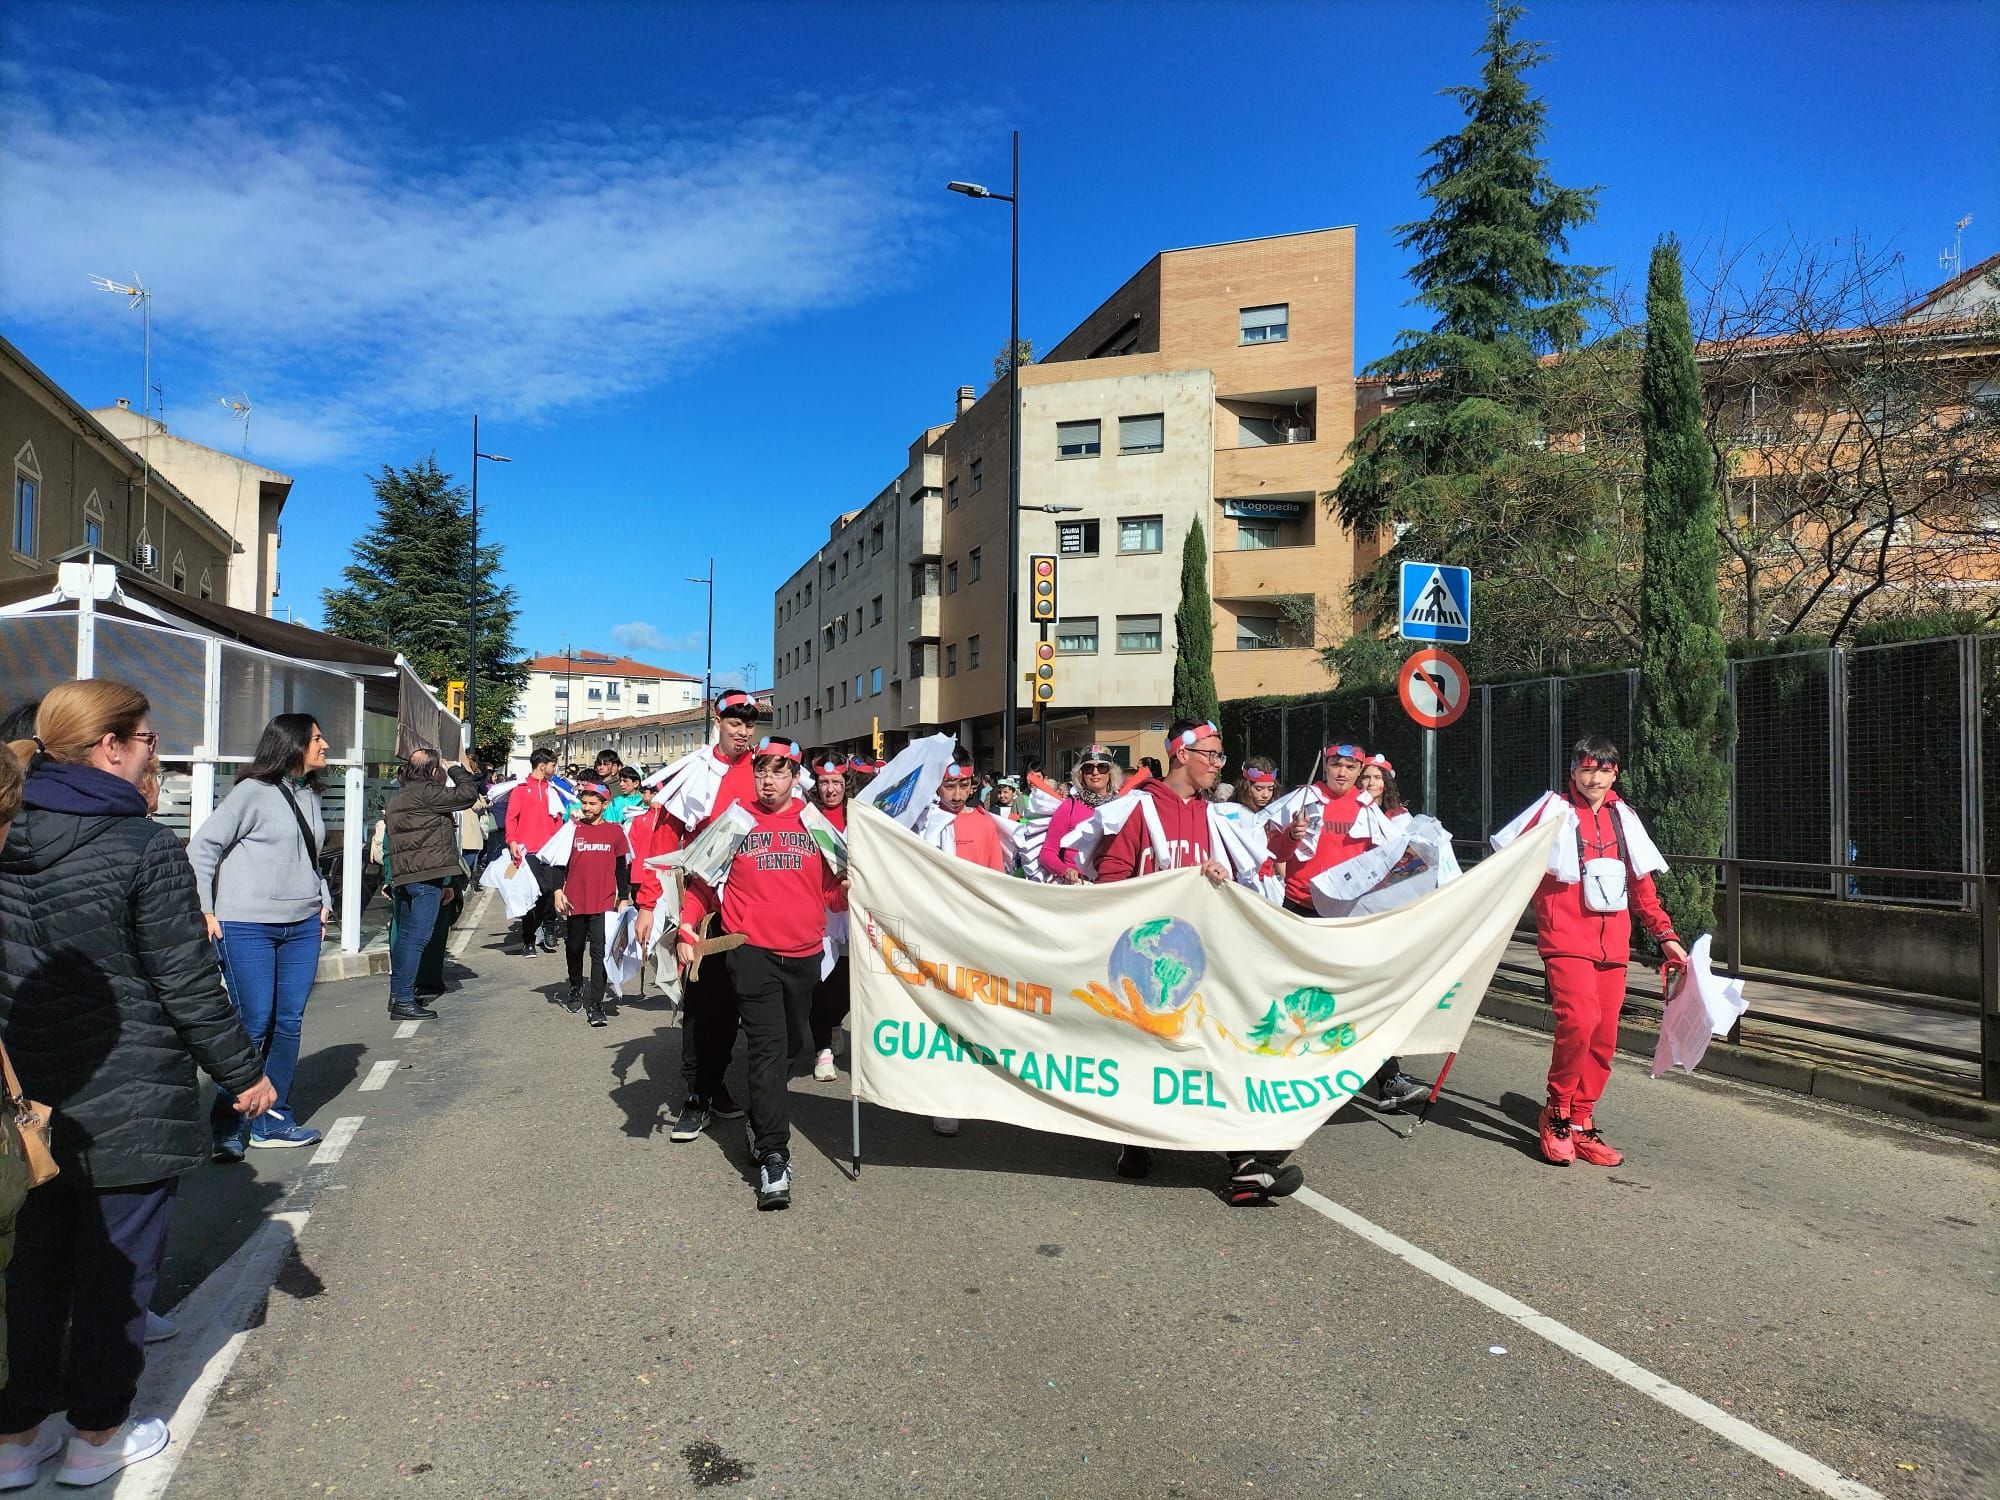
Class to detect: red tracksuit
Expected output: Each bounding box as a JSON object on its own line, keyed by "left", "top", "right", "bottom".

{"left": 1266, "top": 786, "right": 1375, "bottom": 909}
{"left": 505, "top": 775, "right": 563, "bottom": 858}
{"left": 1527, "top": 790, "right": 1679, "bottom": 1122}
{"left": 626, "top": 803, "right": 676, "bottom": 912}
{"left": 1097, "top": 779, "right": 1212, "bottom": 882}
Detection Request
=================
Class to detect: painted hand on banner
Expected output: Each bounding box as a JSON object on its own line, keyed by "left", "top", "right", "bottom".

{"left": 1070, "top": 977, "right": 1200, "bottom": 1049}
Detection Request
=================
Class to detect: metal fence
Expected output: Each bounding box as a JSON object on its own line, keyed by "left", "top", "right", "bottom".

{"left": 1227, "top": 633, "right": 1996, "bottom": 906}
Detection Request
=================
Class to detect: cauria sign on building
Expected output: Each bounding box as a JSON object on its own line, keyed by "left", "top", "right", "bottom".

{"left": 844, "top": 808, "right": 1559, "bottom": 1152}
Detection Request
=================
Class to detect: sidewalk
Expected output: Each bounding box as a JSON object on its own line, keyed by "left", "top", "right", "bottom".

{"left": 1486, "top": 937, "right": 1996, "bottom": 1140}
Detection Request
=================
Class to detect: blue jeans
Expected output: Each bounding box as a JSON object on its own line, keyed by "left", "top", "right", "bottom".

{"left": 390, "top": 880, "right": 446, "bottom": 1004}
{"left": 209, "top": 915, "right": 322, "bottom": 1141}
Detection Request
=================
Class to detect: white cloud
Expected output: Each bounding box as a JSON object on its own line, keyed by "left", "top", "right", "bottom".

{"left": 0, "top": 61, "right": 975, "bottom": 467}
{"left": 610, "top": 620, "right": 703, "bottom": 656}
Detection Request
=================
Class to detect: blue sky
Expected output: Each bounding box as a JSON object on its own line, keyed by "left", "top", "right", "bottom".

{"left": 4, "top": 0, "right": 1995, "bottom": 693}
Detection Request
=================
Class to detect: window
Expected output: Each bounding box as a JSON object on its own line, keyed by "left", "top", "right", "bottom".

{"left": 1116, "top": 614, "right": 1163, "bottom": 653}
{"left": 947, "top": 561, "right": 959, "bottom": 594}
{"left": 1056, "top": 617, "right": 1099, "bottom": 654}
{"left": 824, "top": 623, "right": 836, "bottom": 648}
{"left": 909, "top": 642, "right": 938, "bottom": 678}
{"left": 945, "top": 643, "right": 957, "bottom": 676}
{"left": 1970, "top": 376, "right": 2000, "bottom": 408}
{"left": 1235, "top": 519, "right": 1281, "bottom": 550}
{"left": 968, "top": 634, "right": 981, "bottom": 669}
{"left": 170, "top": 552, "right": 187, "bottom": 593}
{"left": 971, "top": 458, "right": 983, "bottom": 492}
{"left": 870, "top": 667, "right": 882, "bottom": 695}
{"left": 555, "top": 685, "right": 570, "bottom": 700}
{"left": 871, "top": 522, "right": 884, "bottom": 553}
{"left": 804, "top": 582, "right": 812, "bottom": 605}
{"left": 968, "top": 546, "right": 981, "bottom": 582}
{"left": 838, "top": 618, "right": 848, "bottom": 644}
{"left": 82, "top": 490, "right": 104, "bottom": 550}
{"left": 1057, "top": 420, "right": 1101, "bottom": 459}
{"left": 1058, "top": 519, "right": 1100, "bottom": 556}
{"left": 1240, "top": 303, "right": 1289, "bottom": 344}
{"left": 872, "top": 594, "right": 884, "bottom": 625}
{"left": 636, "top": 692, "right": 651, "bottom": 707}
{"left": 840, "top": 552, "right": 849, "bottom": 577}
{"left": 587, "top": 685, "right": 604, "bottom": 702}
{"left": 910, "top": 560, "right": 940, "bottom": 599}
{"left": 198, "top": 569, "right": 212, "bottom": 600}
{"left": 606, "top": 683, "right": 621, "bottom": 701}
{"left": 1119, "top": 413, "right": 1164, "bottom": 454}
{"left": 804, "top": 639, "right": 812, "bottom": 662}
{"left": 855, "top": 674, "right": 865, "bottom": 700}
{"left": 1118, "top": 515, "right": 1163, "bottom": 554}
{"left": 826, "top": 562, "right": 837, "bottom": 586}
{"left": 1236, "top": 615, "right": 1284, "bottom": 650}
{"left": 11, "top": 442, "right": 39, "bottom": 559}
{"left": 1237, "top": 414, "right": 1287, "bottom": 447}
{"left": 853, "top": 607, "right": 863, "bottom": 634}
{"left": 948, "top": 477, "right": 959, "bottom": 509}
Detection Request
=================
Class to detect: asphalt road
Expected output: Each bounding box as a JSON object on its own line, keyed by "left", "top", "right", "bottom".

{"left": 59, "top": 898, "right": 1996, "bottom": 1500}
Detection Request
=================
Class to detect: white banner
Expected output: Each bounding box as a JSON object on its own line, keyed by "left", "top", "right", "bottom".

{"left": 847, "top": 806, "right": 1560, "bottom": 1151}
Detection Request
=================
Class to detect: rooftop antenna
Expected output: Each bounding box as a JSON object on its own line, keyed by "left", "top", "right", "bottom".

{"left": 90, "top": 274, "right": 154, "bottom": 566}
{"left": 220, "top": 395, "right": 252, "bottom": 455}
{"left": 1940, "top": 214, "right": 1973, "bottom": 276}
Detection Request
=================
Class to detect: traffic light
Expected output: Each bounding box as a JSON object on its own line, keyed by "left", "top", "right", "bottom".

{"left": 1029, "top": 554, "right": 1058, "bottom": 623}
{"left": 1033, "top": 639, "right": 1056, "bottom": 705}
{"left": 445, "top": 680, "right": 466, "bottom": 717}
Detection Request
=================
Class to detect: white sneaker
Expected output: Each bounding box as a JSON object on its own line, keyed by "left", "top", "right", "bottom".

{"left": 54, "top": 1417, "right": 170, "bottom": 1487}
{"left": 0, "top": 1418, "right": 67, "bottom": 1492}
{"left": 932, "top": 1116, "right": 960, "bottom": 1137}
{"left": 143, "top": 1310, "right": 177, "bottom": 1344}
{"left": 812, "top": 1049, "right": 837, "bottom": 1082}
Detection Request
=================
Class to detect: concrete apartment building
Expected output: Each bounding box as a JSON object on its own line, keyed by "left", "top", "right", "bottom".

{"left": 772, "top": 226, "right": 1364, "bottom": 767}
{"left": 90, "top": 400, "right": 292, "bottom": 617}
{"left": 508, "top": 649, "right": 703, "bottom": 771}
{"left": 3, "top": 336, "right": 235, "bottom": 600}
{"left": 523, "top": 693, "right": 774, "bottom": 773}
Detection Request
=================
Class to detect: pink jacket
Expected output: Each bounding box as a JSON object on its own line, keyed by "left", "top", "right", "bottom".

{"left": 1039, "top": 796, "right": 1097, "bottom": 878}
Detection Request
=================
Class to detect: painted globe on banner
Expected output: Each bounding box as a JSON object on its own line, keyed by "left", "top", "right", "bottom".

{"left": 1107, "top": 918, "right": 1207, "bottom": 1017}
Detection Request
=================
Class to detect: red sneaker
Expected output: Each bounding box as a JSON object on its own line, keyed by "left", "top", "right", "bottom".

{"left": 1537, "top": 1105, "right": 1576, "bottom": 1166}
{"left": 1571, "top": 1124, "right": 1623, "bottom": 1167}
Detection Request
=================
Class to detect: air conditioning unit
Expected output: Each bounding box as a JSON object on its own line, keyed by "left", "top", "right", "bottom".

{"left": 1282, "top": 426, "right": 1314, "bottom": 444}
{"left": 131, "top": 541, "right": 158, "bottom": 570}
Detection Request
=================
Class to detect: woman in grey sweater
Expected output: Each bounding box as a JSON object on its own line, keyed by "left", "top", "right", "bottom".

{"left": 187, "top": 714, "right": 333, "bottom": 1154}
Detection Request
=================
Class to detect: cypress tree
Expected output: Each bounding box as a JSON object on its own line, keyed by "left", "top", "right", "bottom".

{"left": 1331, "top": 0, "right": 1610, "bottom": 670}
{"left": 1630, "top": 238, "right": 1731, "bottom": 937}
{"left": 322, "top": 456, "right": 526, "bottom": 763}
{"left": 1172, "top": 516, "right": 1221, "bottom": 726}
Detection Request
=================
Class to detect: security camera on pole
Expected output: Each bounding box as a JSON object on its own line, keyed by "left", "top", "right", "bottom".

{"left": 1396, "top": 561, "right": 1473, "bottom": 815}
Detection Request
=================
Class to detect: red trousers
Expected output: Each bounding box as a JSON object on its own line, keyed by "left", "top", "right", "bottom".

{"left": 1544, "top": 956, "right": 1628, "bottom": 1122}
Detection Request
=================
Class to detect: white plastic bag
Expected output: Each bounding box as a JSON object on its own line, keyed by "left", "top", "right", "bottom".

{"left": 1651, "top": 934, "right": 1748, "bottom": 1078}
{"left": 479, "top": 856, "right": 542, "bottom": 920}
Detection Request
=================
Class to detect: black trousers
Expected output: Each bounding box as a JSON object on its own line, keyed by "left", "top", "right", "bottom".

{"left": 564, "top": 912, "right": 607, "bottom": 1003}
{"left": 0, "top": 1176, "right": 176, "bottom": 1433}
{"left": 682, "top": 949, "right": 736, "bottom": 1096}
{"left": 810, "top": 954, "right": 849, "bottom": 1053}
{"left": 719, "top": 944, "right": 818, "bottom": 1158}
{"left": 518, "top": 890, "right": 559, "bottom": 952}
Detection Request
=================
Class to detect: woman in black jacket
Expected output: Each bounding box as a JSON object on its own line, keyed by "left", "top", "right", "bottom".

{"left": 382, "top": 745, "right": 479, "bottom": 1022}
{"left": 0, "top": 680, "right": 274, "bottom": 1489}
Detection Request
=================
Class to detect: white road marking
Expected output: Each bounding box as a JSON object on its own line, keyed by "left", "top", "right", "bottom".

{"left": 358, "top": 1060, "right": 398, "bottom": 1092}
{"left": 393, "top": 1019, "right": 422, "bottom": 1039}
{"left": 1291, "top": 1187, "right": 1886, "bottom": 1500}
{"left": 449, "top": 886, "right": 493, "bottom": 956}
{"left": 308, "top": 1115, "right": 364, "bottom": 1165}
{"left": 110, "top": 1212, "right": 312, "bottom": 1499}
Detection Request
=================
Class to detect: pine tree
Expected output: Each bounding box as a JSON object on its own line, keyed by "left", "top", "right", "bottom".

{"left": 1331, "top": 1, "right": 1614, "bottom": 671}
{"left": 1629, "top": 238, "right": 1731, "bottom": 937}
{"left": 1172, "top": 517, "right": 1221, "bottom": 726}
{"left": 321, "top": 456, "right": 525, "bottom": 763}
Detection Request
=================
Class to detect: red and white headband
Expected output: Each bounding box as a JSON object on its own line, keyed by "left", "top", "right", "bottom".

{"left": 1171, "top": 722, "right": 1220, "bottom": 752}
{"left": 1239, "top": 765, "right": 1276, "bottom": 784}
{"left": 944, "top": 762, "right": 976, "bottom": 780}
{"left": 1365, "top": 754, "right": 1393, "bottom": 773}
{"left": 1323, "top": 742, "right": 1366, "bottom": 762}
{"left": 754, "top": 737, "right": 802, "bottom": 764}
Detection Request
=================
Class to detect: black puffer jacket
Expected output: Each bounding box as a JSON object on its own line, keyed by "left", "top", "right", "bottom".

{"left": 385, "top": 765, "right": 479, "bottom": 886}
{"left": 0, "top": 761, "right": 263, "bottom": 1187}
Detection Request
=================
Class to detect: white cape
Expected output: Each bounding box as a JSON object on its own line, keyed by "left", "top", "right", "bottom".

{"left": 1490, "top": 792, "right": 1667, "bottom": 882}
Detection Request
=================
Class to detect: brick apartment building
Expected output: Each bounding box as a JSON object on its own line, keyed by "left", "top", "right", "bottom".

{"left": 772, "top": 227, "right": 1370, "bottom": 769}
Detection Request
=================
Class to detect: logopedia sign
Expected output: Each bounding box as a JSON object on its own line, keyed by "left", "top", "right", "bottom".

{"left": 1398, "top": 561, "right": 1472, "bottom": 644}
{"left": 845, "top": 806, "right": 1559, "bottom": 1150}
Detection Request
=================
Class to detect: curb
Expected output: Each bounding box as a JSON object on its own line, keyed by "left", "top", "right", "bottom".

{"left": 1480, "top": 979, "right": 1999, "bottom": 1143}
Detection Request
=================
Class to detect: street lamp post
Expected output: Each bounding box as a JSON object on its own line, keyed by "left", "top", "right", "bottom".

{"left": 468, "top": 415, "right": 511, "bottom": 756}
{"left": 948, "top": 129, "right": 1021, "bottom": 773}
{"left": 689, "top": 559, "right": 715, "bottom": 743}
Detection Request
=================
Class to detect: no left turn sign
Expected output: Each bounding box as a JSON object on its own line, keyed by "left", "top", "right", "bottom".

{"left": 1398, "top": 648, "right": 1470, "bottom": 729}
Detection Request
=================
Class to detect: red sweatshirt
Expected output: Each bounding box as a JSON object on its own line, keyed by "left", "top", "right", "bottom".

{"left": 506, "top": 775, "right": 563, "bottom": 858}
{"left": 1097, "top": 779, "right": 1212, "bottom": 883}
{"left": 1267, "top": 786, "right": 1375, "bottom": 908}
{"left": 1529, "top": 791, "right": 1680, "bottom": 965}
{"left": 680, "top": 799, "right": 839, "bottom": 958}
{"left": 625, "top": 804, "right": 677, "bottom": 909}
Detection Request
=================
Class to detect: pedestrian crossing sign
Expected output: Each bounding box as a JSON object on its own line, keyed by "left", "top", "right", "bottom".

{"left": 1397, "top": 562, "right": 1472, "bottom": 643}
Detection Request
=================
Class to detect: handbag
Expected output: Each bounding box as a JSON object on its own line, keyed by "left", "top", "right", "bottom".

{"left": 0, "top": 1035, "right": 57, "bottom": 1188}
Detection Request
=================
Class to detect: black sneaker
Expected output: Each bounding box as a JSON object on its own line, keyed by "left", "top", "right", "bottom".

{"left": 1227, "top": 1156, "right": 1304, "bottom": 1206}
{"left": 670, "top": 1098, "right": 712, "bottom": 1142}
{"left": 538, "top": 936, "right": 560, "bottom": 953}
{"left": 1375, "top": 1070, "right": 1430, "bottom": 1111}
{"left": 584, "top": 1001, "right": 607, "bottom": 1028}
{"left": 562, "top": 984, "right": 583, "bottom": 1014}
{"left": 712, "top": 1085, "right": 746, "bottom": 1120}
{"left": 1116, "top": 1145, "right": 1153, "bottom": 1180}
{"left": 756, "top": 1151, "right": 792, "bottom": 1211}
